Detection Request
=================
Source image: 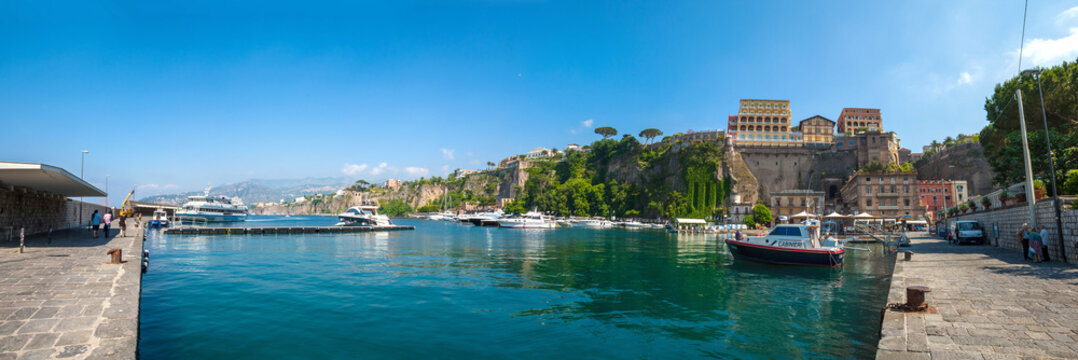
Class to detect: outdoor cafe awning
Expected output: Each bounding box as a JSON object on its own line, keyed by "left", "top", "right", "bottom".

{"left": 791, "top": 211, "right": 817, "bottom": 218}
{"left": 674, "top": 218, "right": 708, "bottom": 224}
{"left": 0, "top": 161, "right": 106, "bottom": 197}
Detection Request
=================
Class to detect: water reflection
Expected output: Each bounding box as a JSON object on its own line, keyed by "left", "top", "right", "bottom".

{"left": 143, "top": 217, "right": 894, "bottom": 359}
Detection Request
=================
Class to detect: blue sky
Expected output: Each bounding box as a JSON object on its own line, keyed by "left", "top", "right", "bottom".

{"left": 3, "top": 1, "right": 1078, "bottom": 205}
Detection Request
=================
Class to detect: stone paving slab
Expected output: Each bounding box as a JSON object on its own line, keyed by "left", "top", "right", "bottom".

{"left": 0, "top": 223, "right": 142, "bottom": 360}
{"left": 878, "top": 233, "right": 1078, "bottom": 360}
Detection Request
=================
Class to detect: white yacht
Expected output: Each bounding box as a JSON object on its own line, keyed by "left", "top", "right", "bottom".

{"left": 336, "top": 205, "right": 392, "bottom": 226}
{"left": 177, "top": 195, "right": 249, "bottom": 223}
{"left": 574, "top": 219, "right": 611, "bottom": 229}
{"left": 498, "top": 211, "right": 555, "bottom": 229}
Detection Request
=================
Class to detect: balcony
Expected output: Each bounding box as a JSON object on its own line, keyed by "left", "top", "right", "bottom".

{"left": 877, "top": 206, "right": 899, "bottom": 210}
{"left": 876, "top": 192, "right": 900, "bottom": 197}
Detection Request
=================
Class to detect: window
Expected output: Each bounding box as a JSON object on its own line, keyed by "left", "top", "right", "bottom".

{"left": 866, "top": 199, "right": 873, "bottom": 206}
{"left": 904, "top": 199, "right": 910, "bottom": 206}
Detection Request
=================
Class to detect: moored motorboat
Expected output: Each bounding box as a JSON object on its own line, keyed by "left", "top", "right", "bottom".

{"left": 148, "top": 208, "right": 170, "bottom": 228}
{"left": 497, "top": 211, "right": 555, "bottom": 229}
{"left": 336, "top": 205, "right": 392, "bottom": 226}
{"left": 724, "top": 224, "right": 844, "bottom": 267}
{"left": 573, "top": 219, "right": 611, "bottom": 229}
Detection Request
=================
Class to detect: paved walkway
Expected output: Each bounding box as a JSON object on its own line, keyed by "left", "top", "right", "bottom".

{"left": 878, "top": 233, "right": 1078, "bottom": 360}
{"left": 0, "top": 224, "right": 142, "bottom": 360}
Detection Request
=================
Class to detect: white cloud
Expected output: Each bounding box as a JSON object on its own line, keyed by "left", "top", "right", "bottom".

{"left": 370, "top": 162, "right": 389, "bottom": 176}
{"left": 440, "top": 165, "right": 450, "bottom": 173}
{"left": 581, "top": 119, "right": 594, "bottom": 128}
{"left": 404, "top": 167, "right": 430, "bottom": 177}
{"left": 957, "top": 72, "right": 972, "bottom": 85}
{"left": 341, "top": 163, "right": 368, "bottom": 177}
{"left": 163, "top": 184, "right": 178, "bottom": 189}
{"left": 440, "top": 148, "right": 455, "bottom": 161}
{"left": 1058, "top": 6, "right": 1078, "bottom": 25}
{"left": 137, "top": 184, "right": 159, "bottom": 189}
{"left": 1022, "top": 28, "right": 1078, "bottom": 68}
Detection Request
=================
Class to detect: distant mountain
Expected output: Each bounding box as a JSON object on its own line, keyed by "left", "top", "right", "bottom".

{"left": 138, "top": 177, "right": 352, "bottom": 206}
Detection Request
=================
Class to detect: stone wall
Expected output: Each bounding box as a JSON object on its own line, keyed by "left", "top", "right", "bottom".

{"left": 0, "top": 186, "right": 110, "bottom": 237}
{"left": 942, "top": 200, "right": 1078, "bottom": 265}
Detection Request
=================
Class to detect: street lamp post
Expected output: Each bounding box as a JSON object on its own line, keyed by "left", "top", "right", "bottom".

{"left": 80, "top": 150, "right": 89, "bottom": 226}
{"left": 1023, "top": 68, "right": 1067, "bottom": 262}
{"left": 106, "top": 175, "right": 110, "bottom": 210}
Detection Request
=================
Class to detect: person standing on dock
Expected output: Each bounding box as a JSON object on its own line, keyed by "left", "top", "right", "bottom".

{"left": 1029, "top": 226, "right": 1044, "bottom": 263}
{"left": 90, "top": 210, "right": 101, "bottom": 239}
{"left": 119, "top": 214, "right": 127, "bottom": 237}
{"left": 102, "top": 211, "right": 112, "bottom": 238}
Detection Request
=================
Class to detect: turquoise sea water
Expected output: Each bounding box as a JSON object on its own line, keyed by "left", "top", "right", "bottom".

{"left": 139, "top": 216, "right": 895, "bottom": 359}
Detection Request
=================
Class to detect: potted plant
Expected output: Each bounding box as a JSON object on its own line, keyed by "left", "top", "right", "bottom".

{"left": 981, "top": 197, "right": 992, "bottom": 210}
{"left": 999, "top": 189, "right": 1012, "bottom": 206}
{"left": 1033, "top": 179, "right": 1047, "bottom": 199}
{"left": 960, "top": 204, "right": 969, "bottom": 213}
{"left": 967, "top": 200, "right": 977, "bottom": 212}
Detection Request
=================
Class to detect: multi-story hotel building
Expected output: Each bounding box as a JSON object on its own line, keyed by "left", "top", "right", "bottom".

{"left": 916, "top": 180, "right": 968, "bottom": 219}
{"left": 798, "top": 115, "right": 835, "bottom": 146}
{"left": 836, "top": 108, "right": 883, "bottom": 134}
{"left": 728, "top": 99, "right": 802, "bottom": 146}
{"left": 840, "top": 171, "right": 925, "bottom": 220}
{"left": 770, "top": 189, "right": 826, "bottom": 218}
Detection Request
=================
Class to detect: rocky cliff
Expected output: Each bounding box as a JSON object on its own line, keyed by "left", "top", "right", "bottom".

{"left": 914, "top": 142, "right": 996, "bottom": 196}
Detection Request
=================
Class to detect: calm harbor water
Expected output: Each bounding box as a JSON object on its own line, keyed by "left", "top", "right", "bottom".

{"left": 140, "top": 216, "right": 895, "bottom": 359}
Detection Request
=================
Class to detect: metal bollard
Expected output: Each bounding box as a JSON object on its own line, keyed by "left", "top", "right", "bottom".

{"left": 906, "top": 286, "right": 931, "bottom": 311}
{"left": 19, "top": 228, "right": 25, "bottom": 254}
{"left": 904, "top": 251, "right": 914, "bottom": 261}
{"left": 106, "top": 248, "right": 123, "bottom": 264}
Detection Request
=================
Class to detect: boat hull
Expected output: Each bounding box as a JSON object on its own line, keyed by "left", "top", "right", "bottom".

{"left": 725, "top": 239, "right": 844, "bottom": 267}
{"left": 498, "top": 221, "right": 555, "bottom": 229}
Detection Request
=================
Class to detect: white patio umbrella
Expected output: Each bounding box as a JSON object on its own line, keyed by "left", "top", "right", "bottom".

{"left": 853, "top": 212, "right": 875, "bottom": 219}
{"left": 823, "top": 212, "right": 848, "bottom": 219}
{"left": 790, "top": 211, "right": 817, "bottom": 219}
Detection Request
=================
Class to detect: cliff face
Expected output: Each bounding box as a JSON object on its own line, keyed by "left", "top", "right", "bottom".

{"left": 914, "top": 142, "right": 995, "bottom": 196}
{"left": 252, "top": 171, "right": 509, "bottom": 215}
{"left": 723, "top": 147, "right": 759, "bottom": 204}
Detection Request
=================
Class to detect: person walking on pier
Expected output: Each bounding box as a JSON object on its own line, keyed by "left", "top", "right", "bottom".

{"left": 90, "top": 210, "right": 101, "bottom": 239}
{"left": 102, "top": 211, "right": 112, "bottom": 238}
{"left": 119, "top": 215, "right": 127, "bottom": 237}
{"left": 1018, "top": 223, "right": 1031, "bottom": 261}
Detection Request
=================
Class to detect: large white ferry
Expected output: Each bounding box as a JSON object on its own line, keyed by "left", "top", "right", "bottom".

{"left": 176, "top": 195, "right": 249, "bottom": 223}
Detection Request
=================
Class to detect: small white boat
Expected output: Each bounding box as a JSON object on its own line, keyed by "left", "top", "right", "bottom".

{"left": 498, "top": 211, "right": 555, "bottom": 229}
{"left": 574, "top": 219, "right": 611, "bottom": 228}
{"left": 337, "top": 205, "right": 392, "bottom": 226}
{"left": 620, "top": 221, "right": 648, "bottom": 229}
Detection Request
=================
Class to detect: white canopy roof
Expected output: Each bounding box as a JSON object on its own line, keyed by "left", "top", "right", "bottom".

{"left": 0, "top": 162, "right": 106, "bottom": 197}
{"left": 853, "top": 212, "right": 875, "bottom": 219}
{"left": 790, "top": 211, "right": 816, "bottom": 218}
{"left": 823, "top": 212, "right": 848, "bottom": 218}
{"left": 674, "top": 218, "right": 707, "bottom": 224}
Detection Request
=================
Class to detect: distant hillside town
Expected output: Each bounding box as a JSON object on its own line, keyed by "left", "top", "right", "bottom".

{"left": 255, "top": 98, "right": 993, "bottom": 225}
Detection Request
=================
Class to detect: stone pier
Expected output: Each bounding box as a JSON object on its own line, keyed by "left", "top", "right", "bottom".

{"left": 0, "top": 223, "right": 142, "bottom": 360}
{"left": 877, "top": 233, "right": 1078, "bottom": 359}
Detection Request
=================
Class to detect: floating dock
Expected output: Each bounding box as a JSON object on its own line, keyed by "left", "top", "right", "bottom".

{"left": 162, "top": 225, "right": 414, "bottom": 235}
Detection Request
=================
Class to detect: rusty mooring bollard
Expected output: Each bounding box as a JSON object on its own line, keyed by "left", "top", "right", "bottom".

{"left": 107, "top": 248, "right": 123, "bottom": 264}
{"left": 904, "top": 251, "right": 914, "bottom": 261}
{"left": 906, "top": 286, "right": 931, "bottom": 310}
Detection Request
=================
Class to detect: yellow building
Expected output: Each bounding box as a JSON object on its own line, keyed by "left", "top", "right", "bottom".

{"left": 798, "top": 115, "right": 835, "bottom": 145}
{"left": 729, "top": 99, "right": 801, "bottom": 147}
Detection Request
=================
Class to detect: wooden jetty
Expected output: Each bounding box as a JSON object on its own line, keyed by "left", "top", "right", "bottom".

{"left": 162, "top": 225, "right": 414, "bottom": 235}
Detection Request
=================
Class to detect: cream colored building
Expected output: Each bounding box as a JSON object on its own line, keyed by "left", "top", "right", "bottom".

{"left": 798, "top": 115, "right": 835, "bottom": 145}
{"left": 729, "top": 99, "right": 801, "bottom": 146}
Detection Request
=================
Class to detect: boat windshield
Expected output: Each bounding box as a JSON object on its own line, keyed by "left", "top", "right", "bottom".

{"left": 769, "top": 226, "right": 803, "bottom": 237}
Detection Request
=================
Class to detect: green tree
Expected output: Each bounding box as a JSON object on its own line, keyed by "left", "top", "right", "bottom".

{"left": 379, "top": 199, "right": 413, "bottom": 217}
{"left": 743, "top": 216, "right": 756, "bottom": 228}
{"left": 752, "top": 204, "right": 772, "bottom": 226}
{"left": 638, "top": 128, "right": 663, "bottom": 145}
{"left": 503, "top": 200, "right": 527, "bottom": 215}
{"left": 1064, "top": 169, "right": 1078, "bottom": 195}
{"left": 594, "top": 126, "right": 618, "bottom": 139}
